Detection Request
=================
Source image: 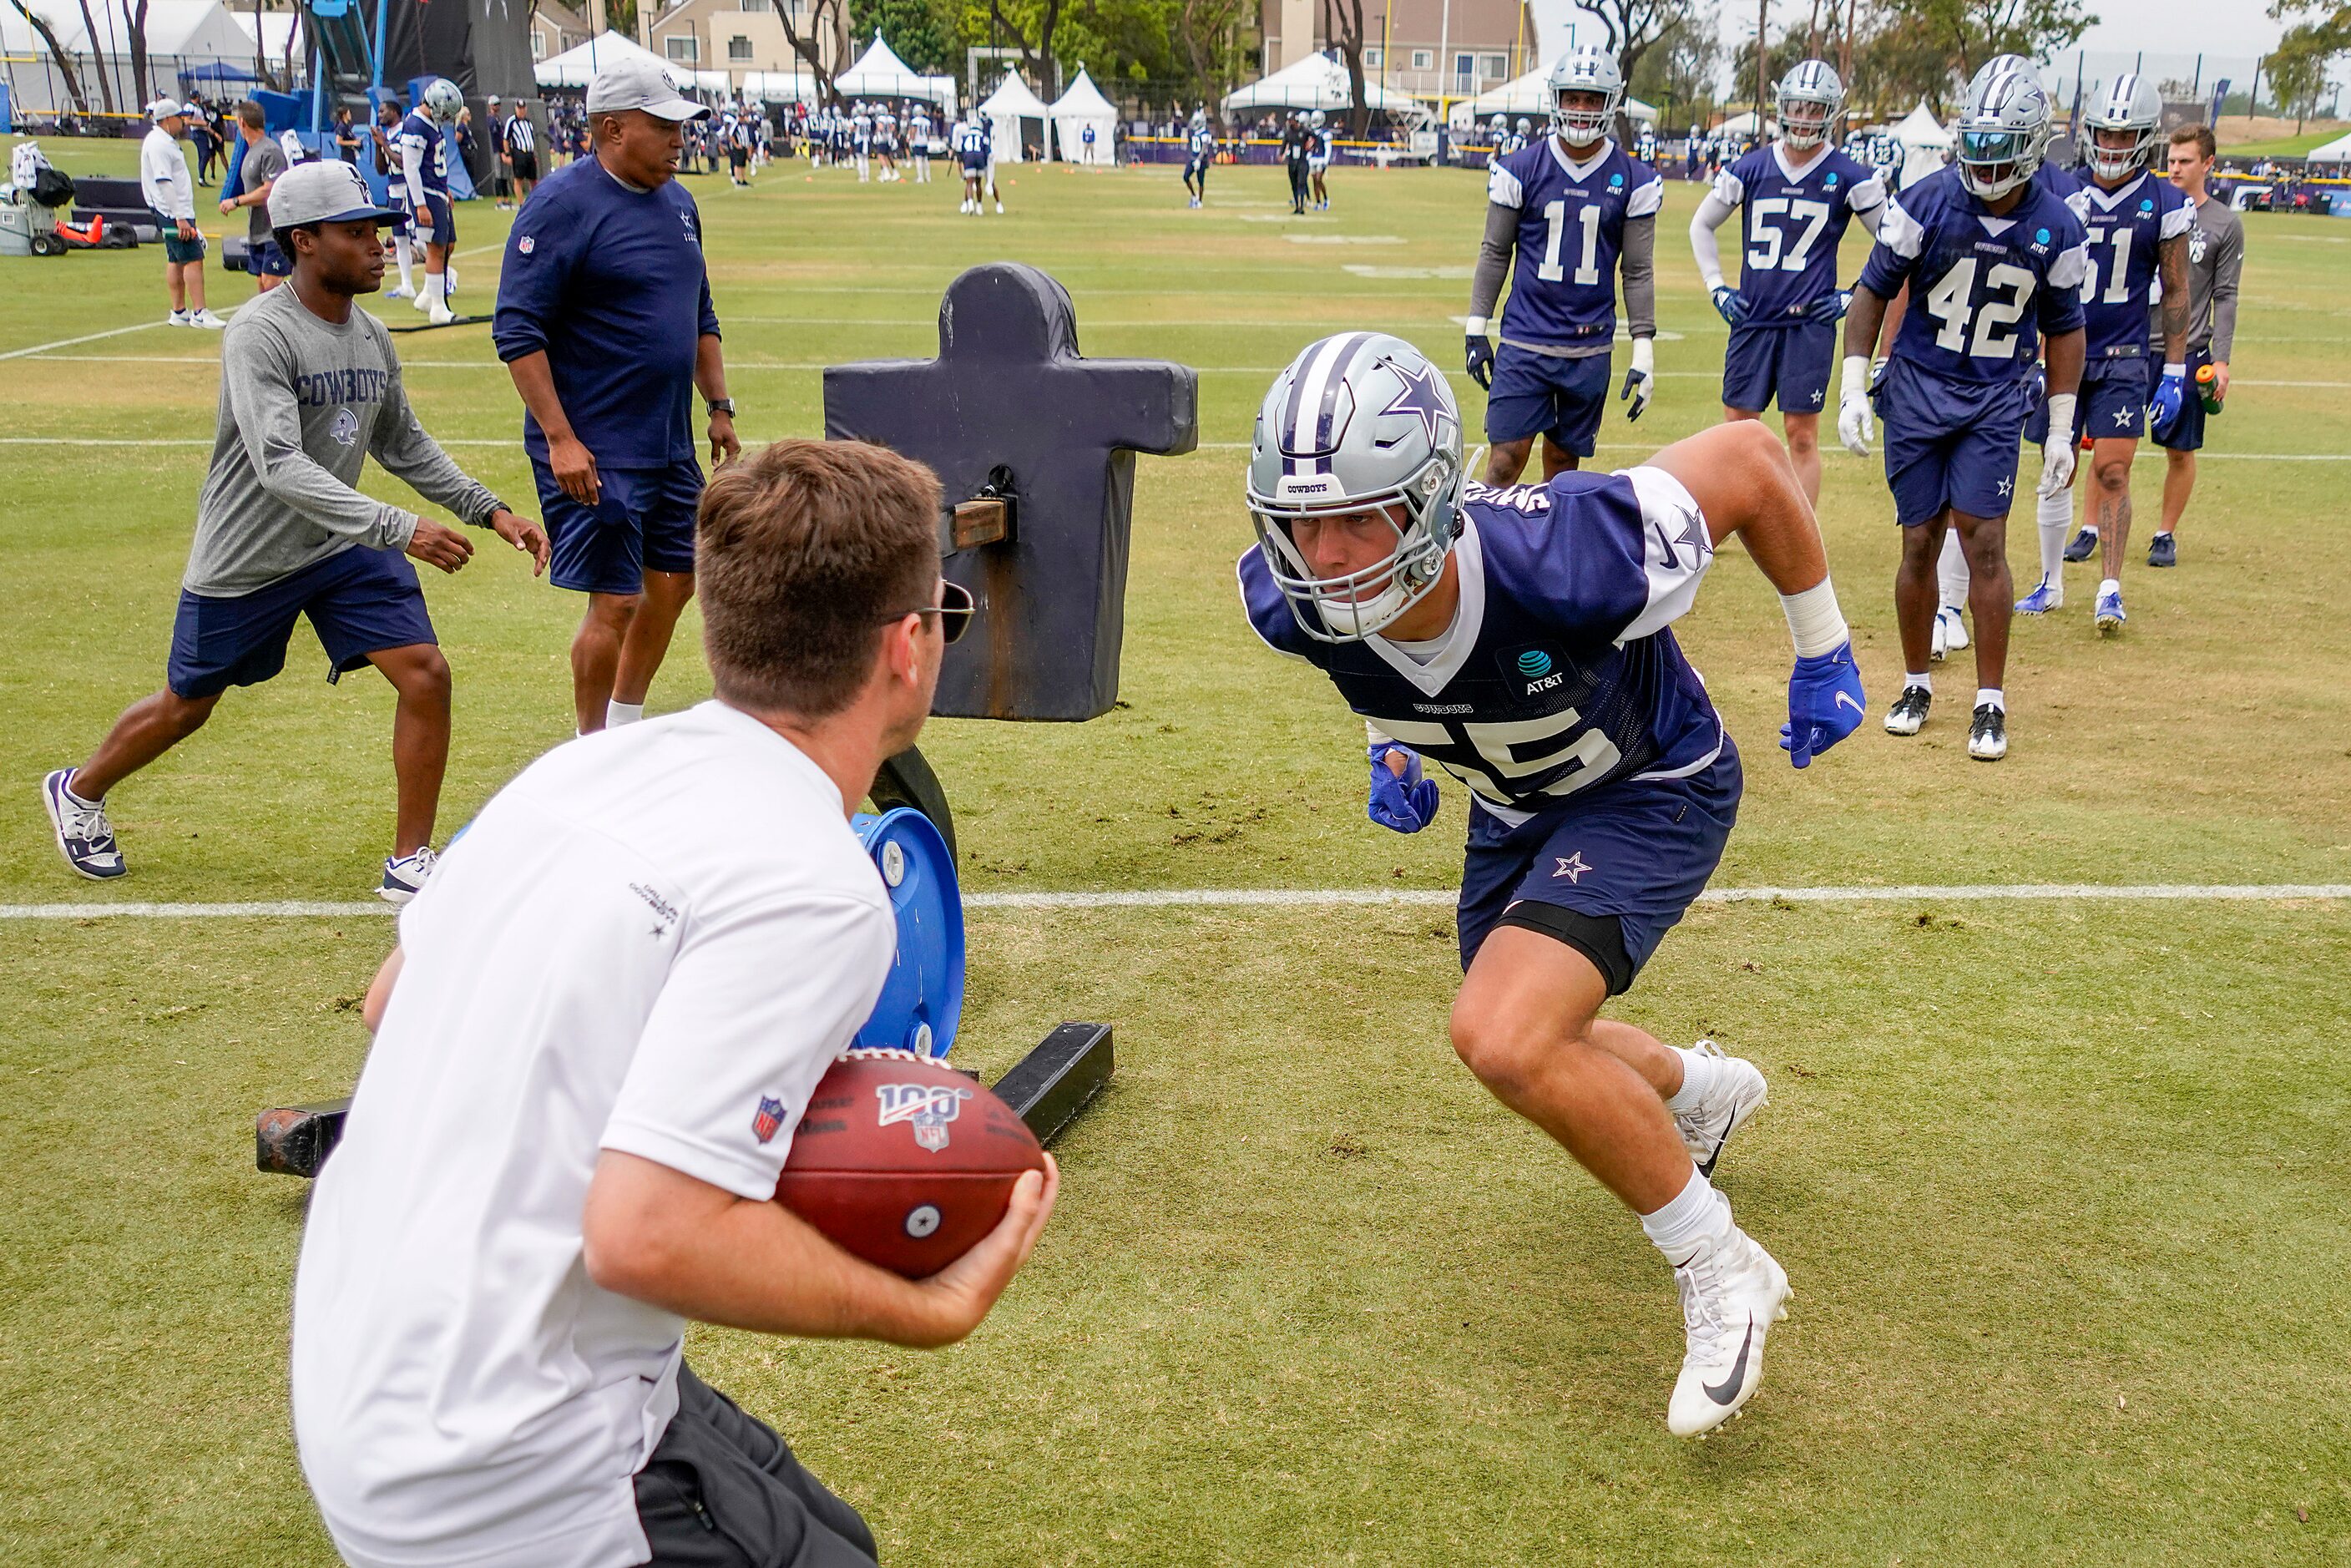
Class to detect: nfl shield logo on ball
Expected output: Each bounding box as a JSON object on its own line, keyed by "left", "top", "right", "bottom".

{"left": 875, "top": 1082, "right": 973, "bottom": 1152}
{"left": 751, "top": 1095, "right": 786, "bottom": 1143}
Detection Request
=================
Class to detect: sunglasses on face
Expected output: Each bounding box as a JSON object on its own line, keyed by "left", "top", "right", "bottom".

{"left": 882, "top": 579, "right": 974, "bottom": 644}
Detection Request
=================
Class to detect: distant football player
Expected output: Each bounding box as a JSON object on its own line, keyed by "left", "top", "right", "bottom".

{"left": 853, "top": 101, "right": 873, "bottom": 181}
{"left": 1464, "top": 46, "right": 1662, "bottom": 485}
{"left": 2064, "top": 122, "right": 2242, "bottom": 571}
{"left": 1688, "top": 62, "right": 1883, "bottom": 506}
{"left": 1838, "top": 57, "right": 2087, "bottom": 760}
{"left": 955, "top": 113, "right": 992, "bottom": 214}
{"left": 1307, "top": 109, "right": 1333, "bottom": 209}
{"left": 2003, "top": 74, "right": 2190, "bottom": 632}
{"left": 876, "top": 104, "right": 899, "bottom": 181}
{"left": 911, "top": 105, "right": 933, "bottom": 182}
{"left": 1183, "top": 109, "right": 1214, "bottom": 207}
{"left": 43, "top": 161, "right": 547, "bottom": 900}
{"left": 1238, "top": 334, "right": 1867, "bottom": 1435}
{"left": 397, "top": 78, "right": 465, "bottom": 325}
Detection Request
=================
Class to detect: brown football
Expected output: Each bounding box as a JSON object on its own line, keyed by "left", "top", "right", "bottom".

{"left": 775, "top": 1049, "right": 1046, "bottom": 1277}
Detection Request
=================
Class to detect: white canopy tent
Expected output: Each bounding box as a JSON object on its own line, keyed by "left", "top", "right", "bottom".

{"left": 1049, "top": 68, "right": 1116, "bottom": 165}
{"left": 1892, "top": 100, "right": 1953, "bottom": 188}
{"left": 1, "top": 0, "right": 259, "bottom": 116}
{"left": 1447, "top": 62, "right": 1656, "bottom": 130}
{"left": 2306, "top": 130, "right": 2351, "bottom": 163}
{"left": 740, "top": 69, "right": 819, "bottom": 104}
{"left": 979, "top": 68, "right": 1051, "bottom": 164}
{"left": 834, "top": 32, "right": 956, "bottom": 114}
{"left": 1221, "top": 49, "right": 1419, "bottom": 116}
{"left": 533, "top": 30, "right": 670, "bottom": 91}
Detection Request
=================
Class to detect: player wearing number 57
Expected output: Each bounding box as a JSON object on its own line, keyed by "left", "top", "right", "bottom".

{"left": 1837, "top": 56, "right": 2088, "bottom": 762}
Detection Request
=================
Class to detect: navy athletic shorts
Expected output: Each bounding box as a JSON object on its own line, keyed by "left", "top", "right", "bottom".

{"left": 1484, "top": 342, "right": 1612, "bottom": 454}
{"left": 1875, "top": 359, "right": 2030, "bottom": 526}
{"left": 152, "top": 209, "right": 206, "bottom": 264}
{"left": 1455, "top": 739, "right": 1741, "bottom": 994}
{"left": 535, "top": 458, "right": 703, "bottom": 595}
{"left": 247, "top": 237, "right": 292, "bottom": 277}
{"left": 168, "top": 547, "right": 433, "bottom": 700}
{"left": 1721, "top": 320, "right": 1834, "bottom": 416}
{"left": 2153, "top": 346, "right": 2212, "bottom": 453}
{"left": 2025, "top": 356, "right": 2150, "bottom": 445}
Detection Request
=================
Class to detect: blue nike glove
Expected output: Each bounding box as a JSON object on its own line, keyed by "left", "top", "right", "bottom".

{"left": 1368, "top": 746, "right": 1440, "bottom": 833}
{"left": 1807, "top": 288, "right": 1853, "bottom": 325}
{"left": 2147, "top": 363, "right": 2188, "bottom": 443}
{"left": 1778, "top": 641, "right": 1867, "bottom": 769}
{"left": 2022, "top": 360, "right": 2047, "bottom": 408}
{"left": 1465, "top": 334, "right": 1494, "bottom": 391}
{"left": 1710, "top": 285, "right": 1748, "bottom": 326}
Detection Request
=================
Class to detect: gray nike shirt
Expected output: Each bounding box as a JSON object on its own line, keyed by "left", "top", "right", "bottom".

{"left": 185, "top": 285, "right": 503, "bottom": 597}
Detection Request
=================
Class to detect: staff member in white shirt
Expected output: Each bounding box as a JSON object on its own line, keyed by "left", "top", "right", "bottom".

{"left": 291, "top": 438, "right": 1054, "bottom": 1568}
{"left": 139, "top": 99, "right": 225, "bottom": 328}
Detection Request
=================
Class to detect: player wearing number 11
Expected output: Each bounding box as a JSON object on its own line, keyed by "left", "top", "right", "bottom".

{"left": 1837, "top": 56, "right": 2087, "bottom": 761}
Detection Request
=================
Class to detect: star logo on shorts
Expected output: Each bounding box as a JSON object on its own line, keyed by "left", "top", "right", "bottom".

{"left": 1553, "top": 851, "right": 1593, "bottom": 884}
{"left": 2113, "top": 407, "right": 2134, "bottom": 427}
{"left": 1996, "top": 474, "right": 2014, "bottom": 497}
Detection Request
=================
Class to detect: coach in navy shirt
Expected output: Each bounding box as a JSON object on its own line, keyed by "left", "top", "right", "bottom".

{"left": 495, "top": 58, "right": 739, "bottom": 735}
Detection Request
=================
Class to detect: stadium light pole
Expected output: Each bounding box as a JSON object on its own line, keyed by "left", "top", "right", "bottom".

{"left": 1436, "top": 0, "right": 1450, "bottom": 126}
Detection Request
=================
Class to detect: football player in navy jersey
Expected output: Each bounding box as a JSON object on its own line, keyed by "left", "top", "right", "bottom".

{"left": 1689, "top": 61, "right": 1885, "bottom": 506}
{"left": 1465, "top": 47, "right": 1663, "bottom": 486}
{"left": 1838, "top": 57, "right": 2087, "bottom": 761}
{"left": 1237, "top": 331, "right": 1867, "bottom": 1436}
{"left": 397, "top": 79, "right": 465, "bottom": 326}
{"left": 2015, "top": 74, "right": 2190, "bottom": 632}
{"left": 1182, "top": 109, "right": 1214, "bottom": 207}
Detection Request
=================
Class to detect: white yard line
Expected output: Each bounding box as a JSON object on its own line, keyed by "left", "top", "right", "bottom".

{"left": 3, "top": 883, "right": 2344, "bottom": 921}
{"left": 0, "top": 319, "right": 182, "bottom": 362}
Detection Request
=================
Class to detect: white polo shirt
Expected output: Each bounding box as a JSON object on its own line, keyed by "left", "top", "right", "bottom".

{"left": 139, "top": 124, "right": 194, "bottom": 220}
{"left": 291, "top": 701, "right": 896, "bottom": 1568}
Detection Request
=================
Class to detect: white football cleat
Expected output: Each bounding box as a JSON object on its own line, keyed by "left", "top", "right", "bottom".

{"left": 1929, "top": 606, "right": 1968, "bottom": 661}
{"left": 378, "top": 845, "right": 438, "bottom": 904}
{"left": 1674, "top": 1041, "right": 1767, "bottom": 1179}
{"left": 1666, "top": 1225, "right": 1792, "bottom": 1438}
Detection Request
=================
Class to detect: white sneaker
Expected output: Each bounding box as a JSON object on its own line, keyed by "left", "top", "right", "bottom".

{"left": 187, "top": 308, "right": 227, "bottom": 329}
{"left": 42, "top": 769, "right": 126, "bottom": 880}
{"left": 165, "top": 308, "right": 192, "bottom": 327}
{"left": 1666, "top": 1225, "right": 1792, "bottom": 1438}
{"left": 1930, "top": 606, "right": 1968, "bottom": 661}
{"left": 427, "top": 295, "right": 454, "bottom": 326}
{"left": 1674, "top": 1041, "right": 1767, "bottom": 1179}
{"left": 994, "top": 200, "right": 1004, "bottom": 214}
{"left": 378, "top": 845, "right": 438, "bottom": 904}
{"left": 384, "top": 285, "right": 413, "bottom": 301}
{"left": 412, "top": 286, "right": 433, "bottom": 312}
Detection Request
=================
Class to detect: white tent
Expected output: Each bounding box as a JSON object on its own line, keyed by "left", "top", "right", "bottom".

{"left": 2306, "top": 130, "right": 2351, "bottom": 163}
{"left": 979, "top": 68, "right": 1050, "bottom": 164}
{"left": 228, "top": 8, "right": 302, "bottom": 79}
{"left": 1221, "top": 49, "right": 1418, "bottom": 115}
{"left": 1049, "top": 68, "right": 1116, "bottom": 165}
{"left": 533, "top": 30, "right": 669, "bottom": 91}
{"left": 741, "top": 69, "right": 819, "bottom": 104}
{"left": 1448, "top": 61, "right": 1656, "bottom": 129}
{"left": 1, "top": 0, "right": 259, "bottom": 116}
{"left": 834, "top": 32, "right": 956, "bottom": 114}
{"left": 1892, "top": 100, "right": 1952, "bottom": 188}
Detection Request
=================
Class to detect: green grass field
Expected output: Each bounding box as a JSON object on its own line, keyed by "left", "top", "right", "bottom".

{"left": 3, "top": 139, "right": 2348, "bottom": 1564}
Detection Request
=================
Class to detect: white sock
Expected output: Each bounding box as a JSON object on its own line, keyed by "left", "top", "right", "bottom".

{"left": 2036, "top": 486, "right": 2071, "bottom": 584}
{"left": 606, "top": 700, "right": 645, "bottom": 727}
{"left": 2099, "top": 576, "right": 2121, "bottom": 599}
{"left": 1641, "top": 1166, "right": 1732, "bottom": 1260}
{"left": 393, "top": 239, "right": 413, "bottom": 291}
{"left": 1936, "top": 529, "right": 1970, "bottom": 613}
{"left": 1976, "top": 686, "right": 2006, "bottom": 712}
{"left": 1905, "top": 671, "right": 1932, "bottom": 694}
{"left": 424, "top": 273, "right": 444, "bottom": 306}
{"left": 1665, "top": 1045, "right": 1718, "bottom": 1113}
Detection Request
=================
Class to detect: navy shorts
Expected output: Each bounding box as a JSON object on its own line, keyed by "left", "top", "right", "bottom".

{"left": 247, "top": 237, "right": 292, "bottom": 277}
{"left": 387, "top": 191, "right": 412, "bottom": 239}
{"left": 1721, "top": 321, "right": 1834, "bottom": 416}
{"left": 2025, "top": 356, "right": 2149, "bottom": 445}
{"left": 1186, "top": 156, "right": 1209, "bottom": 180}
{"left": 961, "top": 154, "right": 988, "bottom": 174}
{"left": 412, "top": 191, "right": 454, "bottom": 246}
{"left": 535, "top": 458, "right": 703, "bottom": 595}
{"left": 1877, "top": 361, "right": 2030, "bottom": 527}
{"left": 1484, "top": 343, "right": 1612, "bottom": 453}
{"left": 2153, "top": 346, "right": 2212, "bottom": 453}
{"left": 168, "top": 548, "right": 434, "bottom": 700}
{"left": 1455, "top": 740, "right": 1742, "bottom": 994}
{"left": 153, "top": 210, "right": 205, "bottom": 265}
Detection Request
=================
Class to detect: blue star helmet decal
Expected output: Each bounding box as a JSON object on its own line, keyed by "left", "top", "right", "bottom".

{"left": 1377, "top": 355, "right": 1452, "bottom": 446}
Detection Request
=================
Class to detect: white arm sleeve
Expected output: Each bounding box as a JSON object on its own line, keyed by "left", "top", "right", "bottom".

{"left": 1691, "top": 192, "right": 1736, "bottom": 291}
{"left": 398, "top": 134, "right": 429, "bottom": 208}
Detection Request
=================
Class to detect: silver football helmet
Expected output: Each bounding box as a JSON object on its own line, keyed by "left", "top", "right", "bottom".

{"left": 1954, "top": 55, "right": 2051, "bottom": 200}
{"left": 1776, "top": 59, "right": 1844, "bottom": 151}
{"left": 1514, "top": 116, "right": 1530, "bottom": 135}
{"left": 2079, "top": 72, "right": 2163, "bottom": 183}
{"left": 1310, "top": 109, "right": 1327, "bottom": 129}
{"left": 1549, "top": 45, "right": 1624, "bottom": 146}
{"left": 422, "top": 77, "right": 464, "bottom": 124}
{"left": 1246, "top": 334, "right": 1465, "bottom": 643}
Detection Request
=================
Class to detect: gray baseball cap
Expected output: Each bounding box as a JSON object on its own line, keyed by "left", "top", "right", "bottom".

{"left": 585, "top": 57, "right": 709, "bottom": 120}
{"left": 267, "top": 159, "right": 400, "bottom": 229}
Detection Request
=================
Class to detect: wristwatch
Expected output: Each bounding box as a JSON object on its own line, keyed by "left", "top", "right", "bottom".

{"left": 705, "top": 397, "right": 736, "bottom": 417}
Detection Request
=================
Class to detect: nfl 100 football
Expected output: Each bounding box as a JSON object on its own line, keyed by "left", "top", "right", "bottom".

{"left": 775, "top": 1048, "right": 1046, "bottom": 1277}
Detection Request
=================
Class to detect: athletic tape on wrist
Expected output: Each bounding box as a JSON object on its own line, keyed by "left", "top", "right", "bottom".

{"left": 1779, "top": 577, "right": 1849, "bottom": 660}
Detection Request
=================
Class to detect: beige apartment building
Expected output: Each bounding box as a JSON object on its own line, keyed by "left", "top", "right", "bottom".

{"left": 528, "top": 0, "right": 591, "bottom": 63}
{"left": 1261, "top": 0, "right": 1535, "bottom": 105}
{"left": 643, "top": 0, "right": 839, "bottom": 86}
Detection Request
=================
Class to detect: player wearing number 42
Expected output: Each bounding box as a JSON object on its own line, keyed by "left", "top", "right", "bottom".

{"left": 1838, "top": 55, "right": 2089, "bottom": 762}
{"left": 1237, "top": 332, "right": 1868, "bottom": 1436}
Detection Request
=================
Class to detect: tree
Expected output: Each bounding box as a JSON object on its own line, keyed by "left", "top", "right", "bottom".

{"left": 1169, "top": 0, "right": 1251, "bottom": 114}
{"left": 778, "top": 0, "right": 853, "bottom": 102}
{"left": 2267, "top": 23, "right": 2338, "bottom": 130}
{"left": 73, "top": 0, "right": 115, "bottom": 114}
{"left": 1627, "top": 3, "right": 1721, "bottom": 130}
{"left": 123, "top": 0, "right": 153, "bottom": 106}
{"left": 851, "top": 0, "right": 958, "bottom": 73}
{"left": 1580, "top": 0, "right": 1712, "bottom": 94}
{"left": 6, "top": 0, "right": 90, "bottom": 115}
{"left": 1886, "top": 0, "right": 2094, "bottom": 82}
{"left": 1329, "top": 0, "right": 1371, "bottom": 134}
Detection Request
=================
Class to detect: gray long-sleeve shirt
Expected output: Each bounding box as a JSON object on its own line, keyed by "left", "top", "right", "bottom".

{"left": 186, "top": 284, "right": 503, "bottom": 596}
{"left": 2147, "top": 192, "right": 2242, "bottom": 362}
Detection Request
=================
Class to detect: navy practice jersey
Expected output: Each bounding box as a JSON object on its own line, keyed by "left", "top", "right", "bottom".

{"left": 1489, "top": 139, "right": 1665, "bottom": 350}
{"left": 955, "top": 121, "right": 990, "bottom": 163}
{"left": 2064, "top": 169, "right": 2192, "bottom": 361}
{"left": 397, "top": 110, "right": 448, "bottom": 196}
{"left": 1711, "top": 144, "right": 1886, "bottom": 323}
{"left": 1861, "top": 164, "right": 2087, "bottom": 390}
{"left": 1188, "top": 127, "right": 1214, "bottom": 161}
{"left": 1237, "top": 468, "right": 1724, "bottom": 818}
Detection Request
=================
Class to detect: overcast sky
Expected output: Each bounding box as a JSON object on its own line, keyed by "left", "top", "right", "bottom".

{"left": 1697, "top": 1, "right": 2294, "bottom": 64}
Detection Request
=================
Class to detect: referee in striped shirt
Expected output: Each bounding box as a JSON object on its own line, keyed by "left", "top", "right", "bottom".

{"left": 495, "top": 99, "right": 538, "bottom": 210}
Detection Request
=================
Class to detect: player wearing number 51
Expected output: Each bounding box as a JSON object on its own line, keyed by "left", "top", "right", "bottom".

{"left": 1239, "top": 334, "right": 1865, "bottom": 1436}
{"left": 1837, "top": 56, "right": 2087, "bottom": 762}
